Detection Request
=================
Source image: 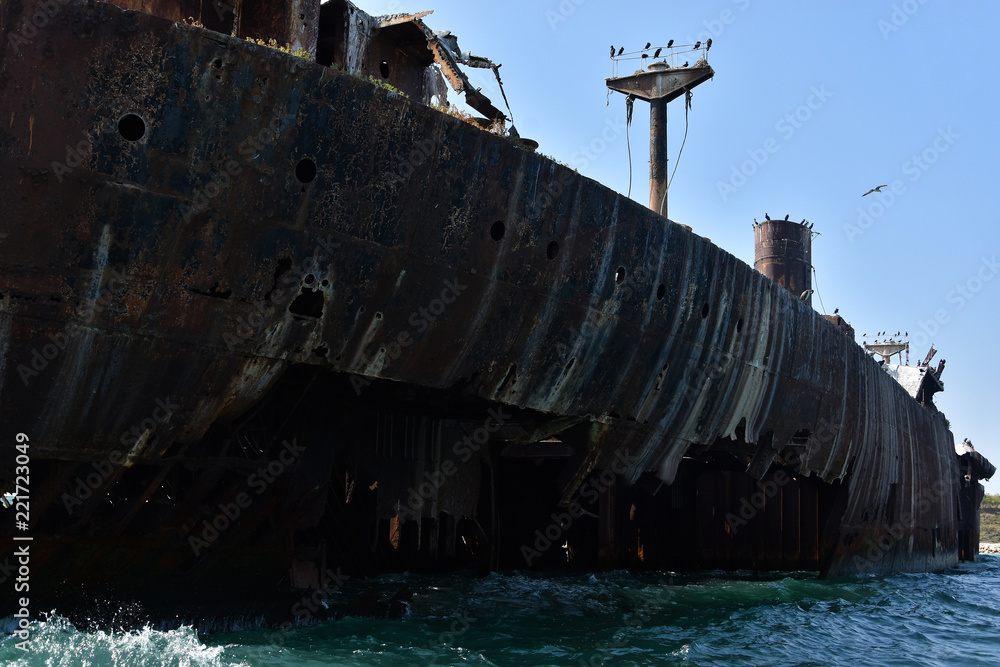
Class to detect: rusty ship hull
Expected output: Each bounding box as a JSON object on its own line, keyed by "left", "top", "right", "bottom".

{"left": 0, "top": 0, "right": 988, "bottom": 620}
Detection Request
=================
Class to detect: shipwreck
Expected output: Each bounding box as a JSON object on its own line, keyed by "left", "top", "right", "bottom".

{"left": 0, "top": 0, "right": 994, "bottom": 624}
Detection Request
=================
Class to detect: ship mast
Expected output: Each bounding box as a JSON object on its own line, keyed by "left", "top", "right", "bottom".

{"left": 606, "top": 46, "right": 713, "bottom": 218}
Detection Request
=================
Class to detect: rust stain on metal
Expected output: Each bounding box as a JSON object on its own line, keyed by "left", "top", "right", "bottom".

{"left": 0, "top": 0, "right": 993, "bottom": 624}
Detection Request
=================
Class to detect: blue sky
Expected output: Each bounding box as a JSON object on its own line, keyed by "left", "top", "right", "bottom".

{"left": 354, "top": 0, "right": 999, "bottom": 493}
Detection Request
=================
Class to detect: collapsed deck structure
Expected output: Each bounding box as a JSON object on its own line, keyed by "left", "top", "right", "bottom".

{"left": 0, "top": 0, "right": 993, "bottom": 621}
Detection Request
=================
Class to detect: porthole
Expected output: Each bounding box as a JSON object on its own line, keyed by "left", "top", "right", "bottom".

{"left": 490, "top": 221, "right": 505, "bottom": 241}
{"left": 118, "top": 114, "right": 146, "bottom": 142}
{"left": 295, "top": 158, "right": 317, "bottom": 184}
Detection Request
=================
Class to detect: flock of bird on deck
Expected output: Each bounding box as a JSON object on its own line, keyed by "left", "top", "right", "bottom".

{"left": 610, "top": 39, "right": 711, "bottom": 68}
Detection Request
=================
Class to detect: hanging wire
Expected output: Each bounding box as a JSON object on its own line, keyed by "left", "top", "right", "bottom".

{"left": 668, "top": 89, "right": 693, "bottom": 189}
{"left": 659, "top": 89, "right": 692, "bottom": 217}
{"left": 625, "top": 94, "right": 635, "bottom": 199}
{"left": 811, "top": 266, "right": 828, "bottom": 315}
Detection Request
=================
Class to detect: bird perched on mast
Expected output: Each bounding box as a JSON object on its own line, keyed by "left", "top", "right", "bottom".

{"left": 617, "top": 46, "right": 624, "bottom": 56}
{"left": 654, "top": 47, "right": 662, "bottom": 58}
{"left": 694, "top": 41, "right": 701, "bottom": 49}
{"left": 706, "top": 38, "right": 713, "bottom": 50}
{"left": 667, "top": 39, "right": 674, "bottom": 48}
{"left": 644, "top": 42, "right": 651, "bottom": 50}
{"left": 610, "top": 45, "right": 615, "bottom": 58}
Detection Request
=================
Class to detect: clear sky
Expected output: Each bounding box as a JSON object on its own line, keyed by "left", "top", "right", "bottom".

{"left": 353, "top": 0, "right": 999, "bottom": 493}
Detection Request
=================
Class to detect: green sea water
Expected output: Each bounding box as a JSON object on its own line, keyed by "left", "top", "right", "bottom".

{"left": 3, "top": 556, "right": 999, "bottom": 665}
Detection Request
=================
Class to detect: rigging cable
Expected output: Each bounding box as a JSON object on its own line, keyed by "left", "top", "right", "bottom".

{"left": 660, "top": 88, "right": 692, "bottom": 216}
{"left": 811, "top": 266, "right": 828, "bottom": 315}
{"left": 625, "top": 94, "right": 635, "bottom": 199}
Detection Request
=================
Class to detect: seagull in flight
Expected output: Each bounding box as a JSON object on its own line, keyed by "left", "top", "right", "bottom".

{"left": 862, "top": 184, "right": 888, "bottom": 197}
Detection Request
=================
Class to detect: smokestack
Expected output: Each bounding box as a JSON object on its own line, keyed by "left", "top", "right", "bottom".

{"left": 754, "top": 218, "right": 812, "bottom": 305}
